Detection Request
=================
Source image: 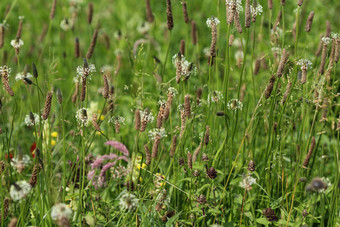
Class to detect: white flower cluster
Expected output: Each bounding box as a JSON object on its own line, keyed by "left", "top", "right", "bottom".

{"left": 158, "top": 99, "right": 167, "bottom": 107}
{"left": 227, "top": 99, "right": 243, "bottom": 111}
{"left": 331, "top": 32, "right": 340, "bottom": 39}
{"left": 297, "top": 59, "right": 312, "bottom": 70}
{"left": 73, "top": 63, "right": 96, "bottom": 83}
{"left": 172, "top": 54, "right": 197, "bottom": 79}
{"left": 0, "top": 65, "right": 11, "bottom": 75}
{"left": 226, "top": 0, "right": 243, "bottom": 12}
{"left": 239, "top": 175, "right": 256, "bottom": 191}
{"left": 140, "top": 109, "right": 154, "bottom": 123}
{"left": 75, "top": 108, "right": 91, "bottom": 126}
{"left": 51, "top": 203, "right": 73, "bottom": 223}
{"left": 11, "top": 155, "right": 31, "bottom": 173}
{"left": 10, "top": 39, "right": 24, "bottom": 49}
{"left": 177, "top": 104, "right": 184, "bottom": 112}
{"left": 24, "top": 113, "right": 40, "bottom": 126}
{"left": 108, "top": 116, "right": 126, "bottom": 125}
{"left": 250, "top": 4, "right": 263, "bottom": 17}
{"left": 168, "top": 87, "right": 178, "bottom": 96}
{"left": 148, "top": 128, "right": 167, "bottom": 140}
{"left": 119, "top": 190, "right": 139, "bottom": 211}
{"left": 321, "top": 37, "right": 332, "bottom": 45}
{"left": 10, "top": 180, "right": 32, "bottom": 201}
{"left": 15, "top": 72, "right": 33, "bottom": 81}
{"left": 208, "top": 91, "right": 224, "bottom": 104}
{"left": 206, "top": 16, "right": 220, "bottom": 28}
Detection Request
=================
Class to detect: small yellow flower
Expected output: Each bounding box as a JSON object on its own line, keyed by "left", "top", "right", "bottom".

{"left": 96, "top": 130, "right": 104, "bottom": 135}
{"left": 100, "top": 115, "right": 105, "bottom": 121}
{"left": 51, "top": 140, "right": 56, "bottom": 147}
{"left": 136, "top": 163, "right": 147, "bottom": 170}
{"left": 51, "top": 131, "right": 58, "bottom": 138}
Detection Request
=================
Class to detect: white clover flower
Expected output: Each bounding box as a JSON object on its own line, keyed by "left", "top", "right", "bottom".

{"left": 168, "top": 87, "right": 178, "bottom": 96}
{"left": 15, "top": 72, "right": 33, "bottom": 81}
{"left": 297, "top": 59, "right": 312, "bottom": 70}
{"left": 250, "top": 4, "right": 263, "bottom": 17}
{"left": 321, "top": 37, "right": 332, "bottom": 45}
{"left": 11, "top": 155, "right": 31, "bottom": 173}
{"left": 51, "top": 203, "right": 73, "bottom": 222}
{"left": 10, "top": 39, "right": 24, "bottom": 49}
{"left": 208, "top": 91, "right": 224, "bottom": 104}
{"left": 119, "top": 191, "right": 139, "bottom": 211}
{"left": 148, "top": 128, "right": 167, "bottom": 140}
{"left": 10, "top": 180, "right": 32, "bottom": 201}
{"left": 75, "top": 108, "right": 91, "bottom": 126}
{"left": 227, "top": 99, "right": 243, "bottom": 111}
{"left": 137, "top": 22, "right": 151, "bottom": 34}
{"left": 206, "top": 16, "right": 220, "bottom": 28}
{"left": 226, "top": 0, "right": 243, "bottom": 12}
{"left": 73, "top": 63, "right": 96, "bottom": 83}
{"left": 24, "top": 112, "right": 39, "bottom": 126}
{"left": 239, "top": 175, "right": 256, "bottom": 191}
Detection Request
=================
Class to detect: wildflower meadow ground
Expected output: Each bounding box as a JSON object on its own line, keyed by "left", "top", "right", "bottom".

{"left": 0, "top": 0, "right": 339, "bottom": 226}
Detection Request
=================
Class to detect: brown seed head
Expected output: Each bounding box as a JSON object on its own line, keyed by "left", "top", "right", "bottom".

{"left": 50, "top": 0, "right": 57, "bottom": 19}
{"left": 191, "top": 20, "right": 197, "bottom": 45}
{"left": 277, "top": 49, "right": 289, "bottom": 77}
{"left": 75, "top": 37, "right": 80, "bottom": 58}
{"left": 152, "top": 135, "right": 161, "bottom": 159}
{"left": 135, "top": 110, "right": 141, "bottom": 131}
{"left": 146, "top": 0, "right": 154, "bottom": 22}
{"left": 182, "top": 1, "right": 189, "bottom": 24}
{"left": 305, "top": 11, "right": 314, "bottom": 32}
{"left": 29, "top": 164, "right": 42, "bottom": 188}
{"left": 86, "top": 29, "right": 98, "bottom": 59}
{"left": 102, "top": 75, "right": 109, "bottom": 99}
{"left": 303, "top": 137, "right": 316, "bottom": 168}
{"left": 92, "top": 113, "right": 101, "bottom": 131}
{"left": 42, "top": 91, "right": 53, "bottom": 120}
{"left": 166, "top": 0, "right": 174, "bottom": 30}
{"left": 87, "top": 2, "right": 94, "bottom": 24}
{"left": 170, "top": 135, "right": 177, "bottom": 157}
{"left": 180, "top": 39, "right": 185, "bottom": 55}
{"left": 265, "top": 75, "right": 276, "bottom": 99}
{"left": 245, "top": 0, "right": 251, "bottom": 28}
{"left": 144, "top": 144, "right": 151, "bottom": 166}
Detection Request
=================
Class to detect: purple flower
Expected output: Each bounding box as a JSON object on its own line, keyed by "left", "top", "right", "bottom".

{"left": 105, "top": 141, "right": 130, "bottom": 156}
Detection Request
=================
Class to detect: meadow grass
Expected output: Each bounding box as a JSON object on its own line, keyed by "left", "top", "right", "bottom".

{"left": 0, "top": 0, "right": 339, "bottom": 226}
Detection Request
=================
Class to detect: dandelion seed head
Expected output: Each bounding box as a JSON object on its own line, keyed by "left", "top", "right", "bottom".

{"left": 10, "top": 180, "right": 32, "bottom": 201}
{"left": 51, "top": 203, "right": 73, "bottom": 222}
{"left": 10, "top": 39, "right": 24, "bottom": 49}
